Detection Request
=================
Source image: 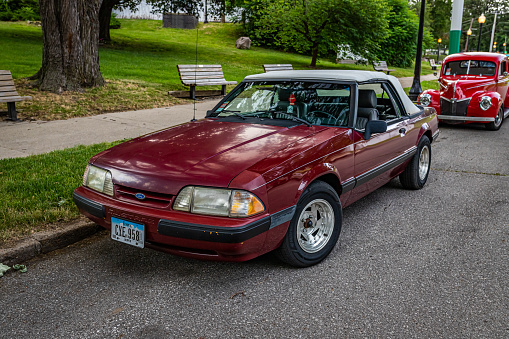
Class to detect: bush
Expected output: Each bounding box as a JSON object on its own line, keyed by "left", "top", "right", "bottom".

{"left": 110, "top": 13, "right": 121, "bottom": 29}
{"left": 0, "top": 0, "right": 40, "bottom": 21}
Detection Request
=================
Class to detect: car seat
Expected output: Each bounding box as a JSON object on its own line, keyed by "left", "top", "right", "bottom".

{"left": 356, "top": 89, "right": 379, "bottom": 130}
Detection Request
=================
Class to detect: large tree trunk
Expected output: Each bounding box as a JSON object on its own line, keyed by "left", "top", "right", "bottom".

{"left": 310, "top": 45, "right": 319, "bottom": 67}
{"left": 36, "top": 0, "right": 105, "bottom": 93}
{"left": 99, "top": 0, "right": 116, "bottom": 41}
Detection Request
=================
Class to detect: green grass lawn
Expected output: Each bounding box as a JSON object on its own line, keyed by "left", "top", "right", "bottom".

{"left": 0, "top": 142, "right": 124, "bottom": 243}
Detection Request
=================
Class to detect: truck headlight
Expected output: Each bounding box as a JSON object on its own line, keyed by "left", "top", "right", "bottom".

{"left": 419, "top": 93, "right": 431, "bottom": 107}
{"left": 83, "top": 164, "right": 114, "bottom": 196}
{"left": 174, "top": 186, "right": 265, "bottom": 217}
{"left": 479, "top": 96, "right": 492, "bottom": 111}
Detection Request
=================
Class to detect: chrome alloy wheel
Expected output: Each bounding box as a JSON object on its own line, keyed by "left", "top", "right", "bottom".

{"left": 418, "top": 145, "right": 430, "bottom": 181}
{"left": 297, "top": 199, "right": 335, "bottom": 253}
{"left": 494, "top": 108, "right": 503, "bottom": 128}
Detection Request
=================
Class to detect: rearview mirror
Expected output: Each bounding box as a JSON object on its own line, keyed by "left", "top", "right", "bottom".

{"left": 364, "top": 120, "right": 387, "bottom": 140}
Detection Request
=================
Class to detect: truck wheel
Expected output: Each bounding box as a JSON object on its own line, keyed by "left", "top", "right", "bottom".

{"left": 486, "top": 107, "right": 503, "bottom": 131}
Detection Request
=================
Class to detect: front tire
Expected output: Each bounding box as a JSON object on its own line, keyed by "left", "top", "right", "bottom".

{"left": 486, "top": 107, "right": 504, "bottom": 131}
{"left": 276, "top": 181, "right": 342, "bottom": 267}
{"left": 400, "top": 135, "right": 431, "bottom": 190}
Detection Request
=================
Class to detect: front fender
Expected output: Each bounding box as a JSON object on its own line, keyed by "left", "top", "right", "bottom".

{"left": 469, "top": 91, "right": 502, "bottom": 117}
{"left": 293, "top": 163, "right": 342, "bottom": 206}
{"left": 418, "top": 89, "right": 441, "bottom": 113}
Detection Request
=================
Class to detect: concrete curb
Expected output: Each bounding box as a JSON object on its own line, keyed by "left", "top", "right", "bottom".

{"left": 0, "top": 219, "right": 100, "bottom": 266}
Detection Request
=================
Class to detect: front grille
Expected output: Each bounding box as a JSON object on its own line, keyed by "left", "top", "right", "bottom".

{"left": 440, "top": 98, "right": 470, "bottom": 116}
{"left": 116, "top": 185, "right": 173, "bottom": 209}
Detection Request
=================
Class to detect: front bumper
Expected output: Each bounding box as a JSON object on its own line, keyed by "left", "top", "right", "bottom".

{"left": 73, "top": 188, "right": 295, "bottom": 261}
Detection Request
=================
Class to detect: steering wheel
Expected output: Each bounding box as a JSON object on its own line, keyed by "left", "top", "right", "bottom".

{"left": 307, "top": 110, "right": 339, "bottom": 125}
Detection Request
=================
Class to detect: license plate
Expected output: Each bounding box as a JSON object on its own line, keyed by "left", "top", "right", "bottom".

{"left": 111, "top": 217, "right": 145, "bottom": 248}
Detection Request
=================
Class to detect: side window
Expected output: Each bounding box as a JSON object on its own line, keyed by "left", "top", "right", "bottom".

{"left": 499, "top": 61, "right": 507, "bottom": 77}
{"left": 356, "top": 82, "right": 404, "bottom": 129}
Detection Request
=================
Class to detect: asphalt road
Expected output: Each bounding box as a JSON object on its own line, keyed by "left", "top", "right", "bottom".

{"left": 1, "top": 122, "right": 508, "bottom": 338}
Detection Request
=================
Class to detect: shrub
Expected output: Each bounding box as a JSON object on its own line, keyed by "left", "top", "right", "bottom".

{"left": 110, "top": 12, "right": 121, "bottom": 29}
{"left": 0, "top": 0, "right": 40, "bottom": 21}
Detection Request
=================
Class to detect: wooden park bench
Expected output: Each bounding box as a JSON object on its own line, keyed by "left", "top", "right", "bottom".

{"left": 373, "top": 61, "right": 395, "bottom": 75}
{"left": 0, "top": 70, "right": 32, "bottom": 121}
{"left": 429, "top": 59, "right": 438, "bottom": 70}
{"left": 177, "top": 64, "right": 237, "bottom": 99}
{"left": 263, "top": 64, "right": 293, "bottom": 72}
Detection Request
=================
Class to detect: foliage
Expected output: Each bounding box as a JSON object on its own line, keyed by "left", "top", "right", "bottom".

{"left": 110, "top": 12, "right": 121, "bottom": 29}
{"left": 253, "top": 0, "right": 389, "bottom": 67}
{"left": 0, "top": 0, "right": 39, "bottom": 21}
{"left": 429, "top": 0, "right": 452, "bottom": 42}
{"left": 146, "top": 0, "right": 202, "bottom": 15}
{"left": 378, "top": 0, "right": 418, "bottom": 68}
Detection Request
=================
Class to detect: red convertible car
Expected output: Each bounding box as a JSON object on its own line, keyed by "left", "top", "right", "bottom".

{"left": 73, "top": 70, "right": 439, "bottom": 267}
{"left": 418, "top": 52, "right": 509, "bottom": 130}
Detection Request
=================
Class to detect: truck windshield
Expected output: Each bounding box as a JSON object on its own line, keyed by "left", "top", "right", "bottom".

{"left": 443, "top": 60, "right": 497, "bottom": 76}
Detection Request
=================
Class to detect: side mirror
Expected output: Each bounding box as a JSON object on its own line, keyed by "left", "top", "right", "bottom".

{"left": 364, "top": 120, "right": 387, "bottom": 140}
{"left": 206, "top": 110, "right": 214, "bottom": 116}
{"left": 503, "top": 71, "right": 508, "bottom": 77}
{"left": 433, "top": 71, "right": 438, "bottom": 77}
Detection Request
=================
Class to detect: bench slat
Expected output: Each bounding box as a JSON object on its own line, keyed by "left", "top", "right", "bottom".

{"left": 179, "top": 72, "right": 226, "bottom": 77}
{"left": 182, "top": 80, "right": 237, "bottom": 85}
{"left": 0, "top": 80, "right": 15, "bottom": 87}
{"left": 0, "top": 86, "right": 18, "bottom": 92}
{"left": 179, "top": 68, "right": 223, "bottom": 73}
{"left": 0, "top": 91, "right": 20, "bottom": 97}
{"left": 263, "top": 64, "right": 293, "bottom": 72}
{"left": 0, "top": 95, "right": 32, "bottom": 102}
{"left": 0, "top": 75, "right": 15, "bottom": 81}
{"left": 178, "top": 64, "right": 222, "bottom": 68}
{"left": 0, "top": 70, "right": 12, "bottom": 75}
{"left": 180, "top": 75, "right": 227, "bottom": 80}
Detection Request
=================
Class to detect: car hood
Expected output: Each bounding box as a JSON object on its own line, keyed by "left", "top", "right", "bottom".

{"left": 440, "top": 76, "right": 496, "bottom": 99}
{"left": 93, "top": 119, "right": 326, "bottom": 194}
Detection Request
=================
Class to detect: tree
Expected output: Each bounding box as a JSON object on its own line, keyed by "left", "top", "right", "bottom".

{"left": 378, "top": 0, "right": 419, "bottom": 67}
{"left": 146, "top": 0, "right": 202, "bottom": 16}
{"left": 99, "top": 0, "right": 141, "bottom": 41}
{"left": 257, "top": 0, "right": 388, "bottom": 67}
{"left": 33, "top": 0, "right": 105, "bottom": 92}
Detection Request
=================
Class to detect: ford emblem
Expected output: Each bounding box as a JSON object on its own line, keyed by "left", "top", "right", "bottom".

{"left": 135, "top": 193, "right": 146, "bottom": 200}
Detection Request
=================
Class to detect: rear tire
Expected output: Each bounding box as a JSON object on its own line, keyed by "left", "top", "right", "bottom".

{"left": 485, "top": 107, "right": 504, "bottom": 131}
{"left": 276, "top": 181, "right": 342, "bottom": 267}
{"left": 400, "top": 135, "right": 431, "bottom": 190}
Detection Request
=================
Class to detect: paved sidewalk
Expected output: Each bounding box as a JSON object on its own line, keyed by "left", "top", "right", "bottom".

{"left": 0, "top": 74, "right": 438, "bottom": 160}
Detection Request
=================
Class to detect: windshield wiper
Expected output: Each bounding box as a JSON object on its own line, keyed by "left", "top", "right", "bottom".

{"left": 221, "top": 109, "right": 245, "bottom": 120}
{"left": 269, "top": 110, "right": 311, "bottom": 127}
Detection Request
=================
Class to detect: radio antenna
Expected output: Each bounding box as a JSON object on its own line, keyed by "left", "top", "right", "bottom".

{"left": 191, "top": 26, "right": 199, "bottom": 122}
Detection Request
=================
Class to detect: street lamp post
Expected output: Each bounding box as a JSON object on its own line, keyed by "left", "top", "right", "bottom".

{"left": 437, "top": 38, "right": 442, "bottom": 63}
{"left": 477, "top": 13, "right": 486, "bottom": 52}
{"left": 465, "top": 28, "right": 472, "bottom": 52}
{"left": 204, "top": 0, "right": 208, "bottom": 23}
{"left": 409, "top": 0, "right": 426, "bottom": 101}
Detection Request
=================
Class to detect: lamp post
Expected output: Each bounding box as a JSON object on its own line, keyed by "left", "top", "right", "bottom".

{"left": 409, "top": 0, "right": 426, "bottom": 101}
{"left": 204, "top": 0, "right": 208, "bottom": 23}
{"left": 476, "top": 13, "right": 486, "bottom": 52}
{"left": 436, "top": 38, "right": 442, "bottom": 63}
{"left": 464, "top": 28, "right": 472, "bottom": 52}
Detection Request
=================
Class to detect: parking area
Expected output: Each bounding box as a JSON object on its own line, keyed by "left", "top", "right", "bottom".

{"left": 0, "top": 122, "right": 507, "bottom": 338}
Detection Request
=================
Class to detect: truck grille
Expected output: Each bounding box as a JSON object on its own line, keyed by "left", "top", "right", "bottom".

{"left": 440, "top": 98, "right": 470, "bottom": 116}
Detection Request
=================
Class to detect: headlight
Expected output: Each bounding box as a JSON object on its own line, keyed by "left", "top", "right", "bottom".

{"left": 419, "top": 93, "right": 431, "bottom": 107}
{"left": 83, "top": 164, "right": 114, "bottom": 196}
{"left": 173, "top": 186, "right": 265, "bottom": 217}
{"left": 479, "top": 96, "right": 492, "bottom": 111}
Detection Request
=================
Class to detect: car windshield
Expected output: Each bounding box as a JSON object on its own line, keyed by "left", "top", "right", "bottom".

{"left": 210, "top": 81, "right": 351, "bottom": 127}
{"left": 443, "top": 60, "right": 497, "bottom": 76}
